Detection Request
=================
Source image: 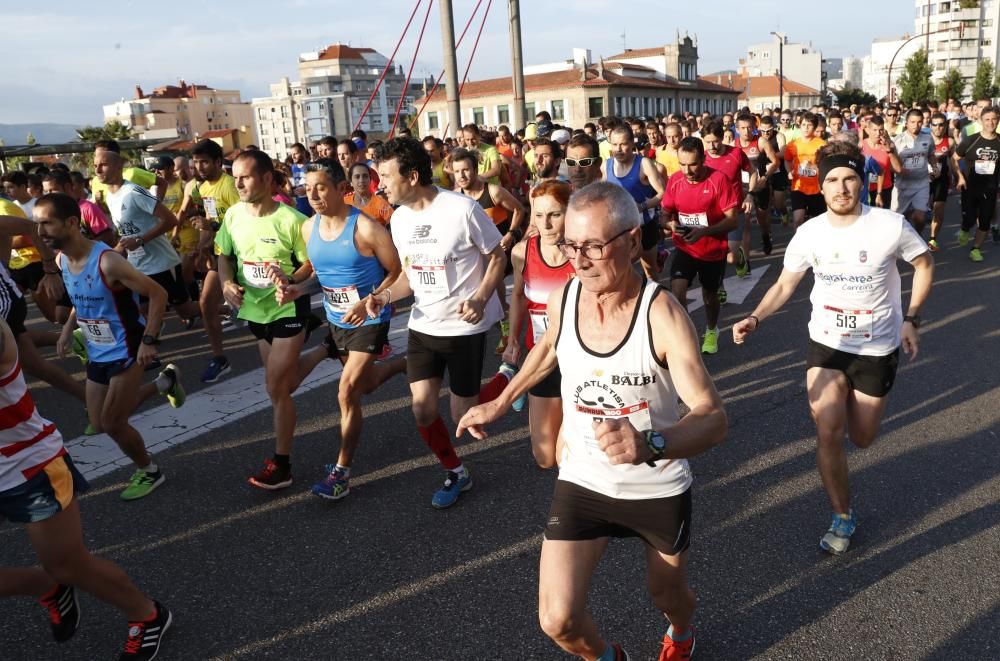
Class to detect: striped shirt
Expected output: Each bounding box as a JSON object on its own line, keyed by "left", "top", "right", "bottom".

{"left": 0, "top": 360, "right": 64, "bottom": 492}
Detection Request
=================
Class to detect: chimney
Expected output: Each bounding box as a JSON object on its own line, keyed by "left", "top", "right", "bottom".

{"left": 597, "top": 59, "right": 605, "bottom": 79}
{"left": 134, "top": 84, "right": 144, "bottom": 99}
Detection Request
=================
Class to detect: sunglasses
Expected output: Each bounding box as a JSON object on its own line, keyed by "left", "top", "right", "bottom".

{"left": 930, "top": 123, "right": 946, "bottom": 127}
{"left": 565, "top": 157, "right": 600, "bottom": 167}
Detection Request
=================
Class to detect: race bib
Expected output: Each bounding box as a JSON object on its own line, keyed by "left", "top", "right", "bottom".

{"left": 203, "top": 196, "right": 219, "bottom": 220}
{"left": 77, "top": 318, "right": 115, "bottom": 345}
{"left": 798, "top": 163, "right": 818, "bottom": 178}
{"left": 242, "top": 261, "right": 279, "bottom": 288}
{"left": 678, "top": 212, "right": 709, "bottom": 227}
{"left": 123, "top": 235, "right": 145, "bottom": 258}
{"left": 409, "top": 264, "right": 450, "bottom": 301}
{"left": 975, "top": 160, "right": 996, "bottom": 176}
{"left": 575, "top": 399, "right": 654, "bottom": 458}
{"left": 904, "top": 154, "right": 926, "bottom": 172}
{"left": 741, "top": 170, "right": 751, "bottom": 184}
{"left": 821, "top": 305, "right": 873, "bottom": 341}
{"left": 323, "top": 285, "right": 361, "bottom": 314}
{"left": 529, "top": 309, "right": 549, "bottom": 341}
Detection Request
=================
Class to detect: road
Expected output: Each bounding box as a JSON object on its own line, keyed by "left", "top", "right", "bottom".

{"left": 2, "top": 206, "right": 998, "bottom": 660}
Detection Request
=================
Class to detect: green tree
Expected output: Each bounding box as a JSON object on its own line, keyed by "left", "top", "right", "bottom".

{"left": 0, "top": 138, "right": 29, "bottom": 172}
{"left": 936, "top": 68, "right": 966, "bottom": 104}
{"left": 959, "top": 1, "right": 979, "bottom": 9}
{"left": 71, "top": 120, "right": 138, "bottom": 172}
{"left": 25, "top": 132, "right": 36, "bottom": 145}
{"left": 896, "top": 48, "right": 935, "bottom": 106}
{"left": 970, "top": 59, "right": 999, "bottom": 101}
{"left": 832, "top": 87, "right": 877, "bottom": 108}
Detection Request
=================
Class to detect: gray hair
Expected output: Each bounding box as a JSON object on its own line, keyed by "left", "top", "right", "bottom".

{"left": 568, "top": 181, "right": 641, "bottom": 235}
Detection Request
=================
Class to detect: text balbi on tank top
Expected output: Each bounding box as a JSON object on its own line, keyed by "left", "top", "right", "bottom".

{"left": 555, "top": 279, "right": 693, "bottom": 500}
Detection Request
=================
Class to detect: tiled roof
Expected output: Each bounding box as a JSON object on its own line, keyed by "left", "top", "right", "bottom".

{"left": 317, "top": 44, "right": 377, "bottom": 61}
{"left": 699, "top": 74, "right": 819, "bottom": 98}
{"left": 201, "top": 129, "right": 235, "bottom": 139}
{"left": 607, "top": 46, "right": 666, "bottom": 60}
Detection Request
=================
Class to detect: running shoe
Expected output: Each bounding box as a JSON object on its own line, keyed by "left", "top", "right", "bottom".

{"left": 735, "top": 247, "right": 750, "bottom": 278}
{"left": 248, "top": 458, "right": 292, "bottom": 490}
{"left": 120, "top": 469, "right": 165, "bottom": 501}
{"left": 495, "top": 319, "right": 510, "bottom": 354}
{"left": 701, "top": 329, "right": 719, "bottom": 355}
{"left": 377, "top": 342, "right": 393, "bottom": 361}
{"left": 608, "top": 643, "right": 631, "bottom": 660}
{"left": 717, "top": 285, "right": 727, "bottom": 305}
{"left": 200, "top": 356, "right": 231, "bottom": 384}
{"left": 659, "top": 627, "right": 696, "bottom": 661}
{"left": 761, "top": 233, "right": 773, "bottom": 256}
{"left": 70, "top": 329, "right": 88, "bottom": 365}
{"left": 927, "top": 238, "right": 940, "bottom": 252}
{"left": 498, "top": 361, "right": 518, "bottom": 382}
{"left": 311, "top": 464, "right": 350, "bottom": 500}
{"left": 970, "top": 247, "right": 984, "bottom": 262}
{"left": 511, "top": 390, "right": 528, "bottom": 412}
{"left": 159, "top": 364, "right": 185, "bottom": 408}
{"left": 819, "top": 510, "right": 857, "bottom": 555}
{"left": 84, "top": 422, "right": 98, "bottom": 436}
{"left": 992, "top": 225, "right": 1000, "bottom": 243}
{"left": 118, "top": 600, "right": 172, "bottom": 660}
{"left": 780, "top": 212, "right": 789, "bottom": 226}
{"left": 957, "top": 229, "right": 969, "bottom": 246}
{"left": 39, "top": 584, "right": 80, "bottom": 643}
{"left": 431, "top": 468, "right": 473, "bottom": 509}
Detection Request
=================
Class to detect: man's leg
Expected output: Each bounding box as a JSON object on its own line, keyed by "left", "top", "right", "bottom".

{"left": 528, "top": 395, "right": 562, "bottom": 469}
{"left": 669, "top": 278, "right": 690, "bottom": 310}
{"left": 645, "top": 547, "right": 696, "bottom": 641}
{"left": 200, "top": 270, "right": 226, "bottom": 359}
{"left": 16, "top": 334, "right": 85, "bottom": 402}
{"left": 793, "top": 208, "right": 807, "bottom": 228}
{"left": 100, "top": 363, "right": 159, "bottom": 468}
{"left": 930, "top": 200, "right": 946, "bottom": 243}
{"left": 264, "top": 332, "right": 307, "bottom": 455}
{"left": 333, "top": 351, "right": 381, "bottom": 467}
{"left": 702, "top": 285, "right": 720, "bottom": 330}
{"left": 845, "top": 389, "right": 889, "bottom": 449}
{"left": 410, "top": 377, "right": 462, "bottom": 470}
{"left": 538, "top": 538, "right": 609, "bottom": 659}
{"left": 807, "top": 367, "right": 851, "bottom": 514}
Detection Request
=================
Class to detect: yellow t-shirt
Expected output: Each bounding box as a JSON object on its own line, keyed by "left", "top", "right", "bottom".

{"left": 599, "top": 140, "right": 613, "bottom": 161}
{"left": 478, "top": 145, "right": 502, "bottom": 186}
{"left": 1, "top": 200, "right": 37, "bottom": 269}
{"left": 655, "top": 148, "right": 680, "bottom": 176}
{"left": 160, "top": 177, "right": 184, "bottom": 216}
{"left": 199, "top": 175, "right": 241, "bottom": 256}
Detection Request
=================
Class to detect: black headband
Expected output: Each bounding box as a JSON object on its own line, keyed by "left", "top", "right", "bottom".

{"left": 818, "top": 154, "right": 864, "bottom": 184}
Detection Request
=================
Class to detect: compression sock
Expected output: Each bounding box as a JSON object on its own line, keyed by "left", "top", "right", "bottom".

{"left": 417, "top": 417, "right": 461, "bottom": 470}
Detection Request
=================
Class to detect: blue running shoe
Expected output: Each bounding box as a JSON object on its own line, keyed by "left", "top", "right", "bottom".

{"left": 511, "top": 391, "right": 528, "bottom": 412}
{"left": 311, "top": 464, "right": 350, "bottom": 500}
{"left": 819, "top": 509, "right": 857, "bottom": 555}
{"left": 431, "top": 468, "right": 472, "bottom": 509}
{"left": 201, "top": 356, "right": 231, "bottom": 384}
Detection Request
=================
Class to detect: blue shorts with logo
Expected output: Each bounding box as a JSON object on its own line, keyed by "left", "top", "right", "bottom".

{"left": 0, "top": 455, "right": 89, "bottom": 524}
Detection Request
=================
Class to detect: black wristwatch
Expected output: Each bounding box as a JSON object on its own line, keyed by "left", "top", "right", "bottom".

{"left": 644, "top": 430, "right": 666, "bottom": 467}
{"left": 141, "top": 334, "right": 161, "bottom": 346}
{"left": 903, "top": 314, "right": 921, "bottom": 328}
{"left": 209, "top": 221, "right": 221, "bottom": 232}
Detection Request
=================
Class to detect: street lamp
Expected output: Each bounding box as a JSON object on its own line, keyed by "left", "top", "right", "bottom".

{"left": 887, "top": 24, "right": 962, "bottom": 105}
{"left": 770, "top": 31, "right": 784, "bottom": 110}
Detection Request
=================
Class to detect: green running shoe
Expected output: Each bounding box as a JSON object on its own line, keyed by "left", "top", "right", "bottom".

{"left": 957, "top": 229, "right": 969, "bottom": 246}
{"left": 159, "top": 364, "right": 185, "bottom": 408}
{"left": 735, "top": 247, "right": 750, "bottom": 278}
{"left": 120, "top": 469, "right": 165, "bottom": 501}
{"left": 495, "top": 319, "right": 510, "bottom": 354}
{"left": 970, "top": 247, "right": 984, "bottom": 262}
{"left": 70, "top": 329, "right": 88, "bottom": 365}
{"left": 717, "top": 284, "right": 728, "bottom": 305}
{"left": 701, "top": 328, "right": 719, "bottom": 355}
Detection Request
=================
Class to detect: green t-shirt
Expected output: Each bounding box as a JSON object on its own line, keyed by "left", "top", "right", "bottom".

{"left": 478, "top": 144, "right": 501, "bottom": 185}
{"left": 215, "top": 202, "right": 309, "bottom": 324}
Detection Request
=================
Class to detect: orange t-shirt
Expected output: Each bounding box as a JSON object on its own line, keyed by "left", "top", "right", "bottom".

{"left": 785, "top": 137, "right": 827, "bottom": 195}
{"left": 345, "top": 192, "right": 394, "bottom": 226}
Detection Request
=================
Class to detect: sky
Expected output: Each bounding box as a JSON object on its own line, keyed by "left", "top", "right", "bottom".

{"left": 2, "top": 0, "right": 914, "bottom": 126}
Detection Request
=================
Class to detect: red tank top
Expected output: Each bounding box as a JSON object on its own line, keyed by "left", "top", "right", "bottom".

{"left": 0, "top": 360, "right": 64, "bottom": 491}
{"left": 523, "top": 236, "right": 575, "bottom": 349}
{"left": 934, "top": 136, "right": 951, "bottom": 157}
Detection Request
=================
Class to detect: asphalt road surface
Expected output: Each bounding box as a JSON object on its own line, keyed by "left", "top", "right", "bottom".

{"left": 2, "top": 205, "right": 998, "bottom": 660}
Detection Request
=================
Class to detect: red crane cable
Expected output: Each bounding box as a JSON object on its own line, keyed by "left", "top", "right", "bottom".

{"left": 406, "top": 0, "right": 483, "bottom": 132}
{"left": 353, "top": 0, "right": 423, "bottom": 132}
{"left": 441, "top": 0, "right": 492, "bottom": 136}
{"left": 389, "top": 0, "right": 434, "bottom": 138}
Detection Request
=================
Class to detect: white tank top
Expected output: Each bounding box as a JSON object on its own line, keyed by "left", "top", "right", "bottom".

{"left": 556, "top": 279, "right": 693, "bottom": 500}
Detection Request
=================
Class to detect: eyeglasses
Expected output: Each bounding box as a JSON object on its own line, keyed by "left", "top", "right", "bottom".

{"left": 886, "top": 113, "right": 898, "bottom": 118}
{"left": 557, "top": 227, "right": 633, "bottom": 260}
{"left": 565, "top": 157, "right": 600, "bottom": 167}
{"left": 930, "top": 123, "right": 946, "bottom": 127}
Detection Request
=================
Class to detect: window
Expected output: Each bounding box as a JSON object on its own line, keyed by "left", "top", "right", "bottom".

{"left": 281, "top": 107, "right": 289, "bottom": 118}
{"left": 427, "top": 112, "right": 439, "bottom": 130}
{"left": 614, "top": 97, "right": 624, "bottom": 115}
{"left": 497, "top": 105, "right": 510, "bottom": 124}
{"left": 473, "top": 107, "right": 485, "bottom": 125}
{"left": 940, "top": 2, "right": 951, "bottom": 11}
{"left": 984, "top": 39, "right": 993, "bottom": 47}
{"left": 588, "top": 97, "right": 604, "bottom": 117}
{"left": 257, "top": 108, "right": 266, "bottom": 120}
{"left": 551, "top": 100, "right": 565, "bottom": 120}
{"left": 283, "top": 121, "right": 291, "bottom": 133}
{"left": 525, "top": 102, "right": 536, "bottom": 117}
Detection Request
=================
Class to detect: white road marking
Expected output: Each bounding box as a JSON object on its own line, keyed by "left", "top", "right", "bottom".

{"left": 684, "top": 264, "right": 769, "bottom": 313}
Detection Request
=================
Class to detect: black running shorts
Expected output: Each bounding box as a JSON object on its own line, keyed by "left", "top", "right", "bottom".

{"left": 669, "top": 249, "right": 726, "bottom": 292}
{"left": 641, "top": 220, "right": 662, "bottom": 251}
{"left": 529, "top": 365, "right": 562, "bottom": 398}
{"left": 960, "top": 188, "right": 998, "bottom": 232}
{"left": 806, "top": 340, "right": 900, "bottom": 398}
{"left": 790, "top": 191, "right": 827, "bottom": 217}
{"left": 143, "top": 265, "right": 191, "bottom": 306}
{"left": 328, "top": 321, "right": 390, "bottom": 356}
{"left": 406, "top": 329, "right": 487, "bottom": 397}
{"left": 545, "top": 480, "right": 692, "bottom": 556}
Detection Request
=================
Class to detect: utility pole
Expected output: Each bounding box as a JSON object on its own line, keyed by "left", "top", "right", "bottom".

{"left": 508, "top": 0, "right": 526, "bottom": 129}
{"left": 439, "top": 0, "right": 462, "bottom": 138}
{"left": 771, "top": 31, "right": 784, "bottom": 110}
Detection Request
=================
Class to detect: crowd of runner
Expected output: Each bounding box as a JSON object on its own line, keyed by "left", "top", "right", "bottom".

{"left": 6, "top": 92, "right": 999, "bottom": 659}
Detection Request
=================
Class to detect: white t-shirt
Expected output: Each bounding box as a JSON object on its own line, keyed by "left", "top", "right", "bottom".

{"left": 892, "top": 131, "right": 935, "bottom": 186}
{"left": 14, "top": 197, "right": 36, "bottom": 219}
{"left": 391, "top": 188, "right": 504, "bottom": 336}
{"left": 105, "top": 181, "right": 180, "bottom": 275}
{"left": 783, "top": 206, "right": 928, "bottom": 356}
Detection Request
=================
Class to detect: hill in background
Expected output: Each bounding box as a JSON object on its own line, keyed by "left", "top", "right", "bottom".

{"left": 0, "top": 123, "right": 81, "bottom": 146}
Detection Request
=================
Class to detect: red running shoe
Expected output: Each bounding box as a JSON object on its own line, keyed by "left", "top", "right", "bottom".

{"left": 659, "top": 627, "right": 695, "bottom": 661}
{"left": 248, "top": 458, "right": 292, "bottom": 490}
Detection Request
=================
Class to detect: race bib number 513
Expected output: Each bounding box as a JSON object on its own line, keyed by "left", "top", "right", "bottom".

{"left": 821, "top": 305, "right": 873, "bottom": 340}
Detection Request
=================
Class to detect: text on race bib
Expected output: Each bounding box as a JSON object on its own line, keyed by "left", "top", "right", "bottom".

{"left": 323, "top": 285, "right": 361, "bottom": 313}
{"left": 77, "top": 318, "right": 115, "bottom": 345}
{"left": 678, "top": 212, "right": 709, "bottom": 227}
{"left": 575, "top": 399, "right": 653, "bottom": 458}
{"left": 409, "top": 264, "right": 450, "bottom": 300}
{"left": 975, "top": 160, "right": 996, "bottom": 176}
{"left": 242, "top": 261, "right": 279, "bottom": 288}
{"left": 798, "top": 163, "right": 818, "bottom": 178}
{"left": 202, "top": 197, "right": 219, "bottom": 220}
{"left": 529, "top": 309, "right": 549, "bottom": 340}
{"left": 821, "top": 305, "right": 874, "bottom": 341}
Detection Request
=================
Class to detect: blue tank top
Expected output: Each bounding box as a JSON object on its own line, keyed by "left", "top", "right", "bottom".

{"left": 605, "top": 156, "right": 654, "bottom": 223}
{"left": 59, "top": 243, "right": 145, "bottom": 363}
{"left": 307, "top": 208, "right": 389, "bottom": 328}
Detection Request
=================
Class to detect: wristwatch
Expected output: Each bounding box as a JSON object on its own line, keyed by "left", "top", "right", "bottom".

{"left": 209, "top": 221, "right": 221, "bottom": 232}
{"left": 903, "top": 314, "right": 921, "bottom": 328}
{"left": 135, "top": 236, "right": 144, "bottom": 247}
{"left": 141, "top": 334, "right": 161, "bottom": 346}
{"left": 644, "top": 430, "right": 666, "bottom": 467}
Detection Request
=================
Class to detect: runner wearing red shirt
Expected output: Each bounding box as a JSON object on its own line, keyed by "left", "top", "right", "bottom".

{"left": 661, "top": 137, "right": 741, "bottom": 355}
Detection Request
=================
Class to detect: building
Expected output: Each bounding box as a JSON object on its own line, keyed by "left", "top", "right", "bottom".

{"left": 252, "top": 77, "right": 305, "bottom": 160}
{"left": 414, "top": 38, "right": 739, "bottom": 137}
{"left": 861, "top": 36, "right": 924, "bottom": 102}
{"left": 103, "top": 80, "right": 256, "bottom": 144}
{"left": 742, "top": 35, "right": 823, "bottom": 91}
{"left": 699, "top": 73, "right": 822, "bottom": 112}
{"left": 914, "top": 0, "right": 1000, "bottom": 90}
